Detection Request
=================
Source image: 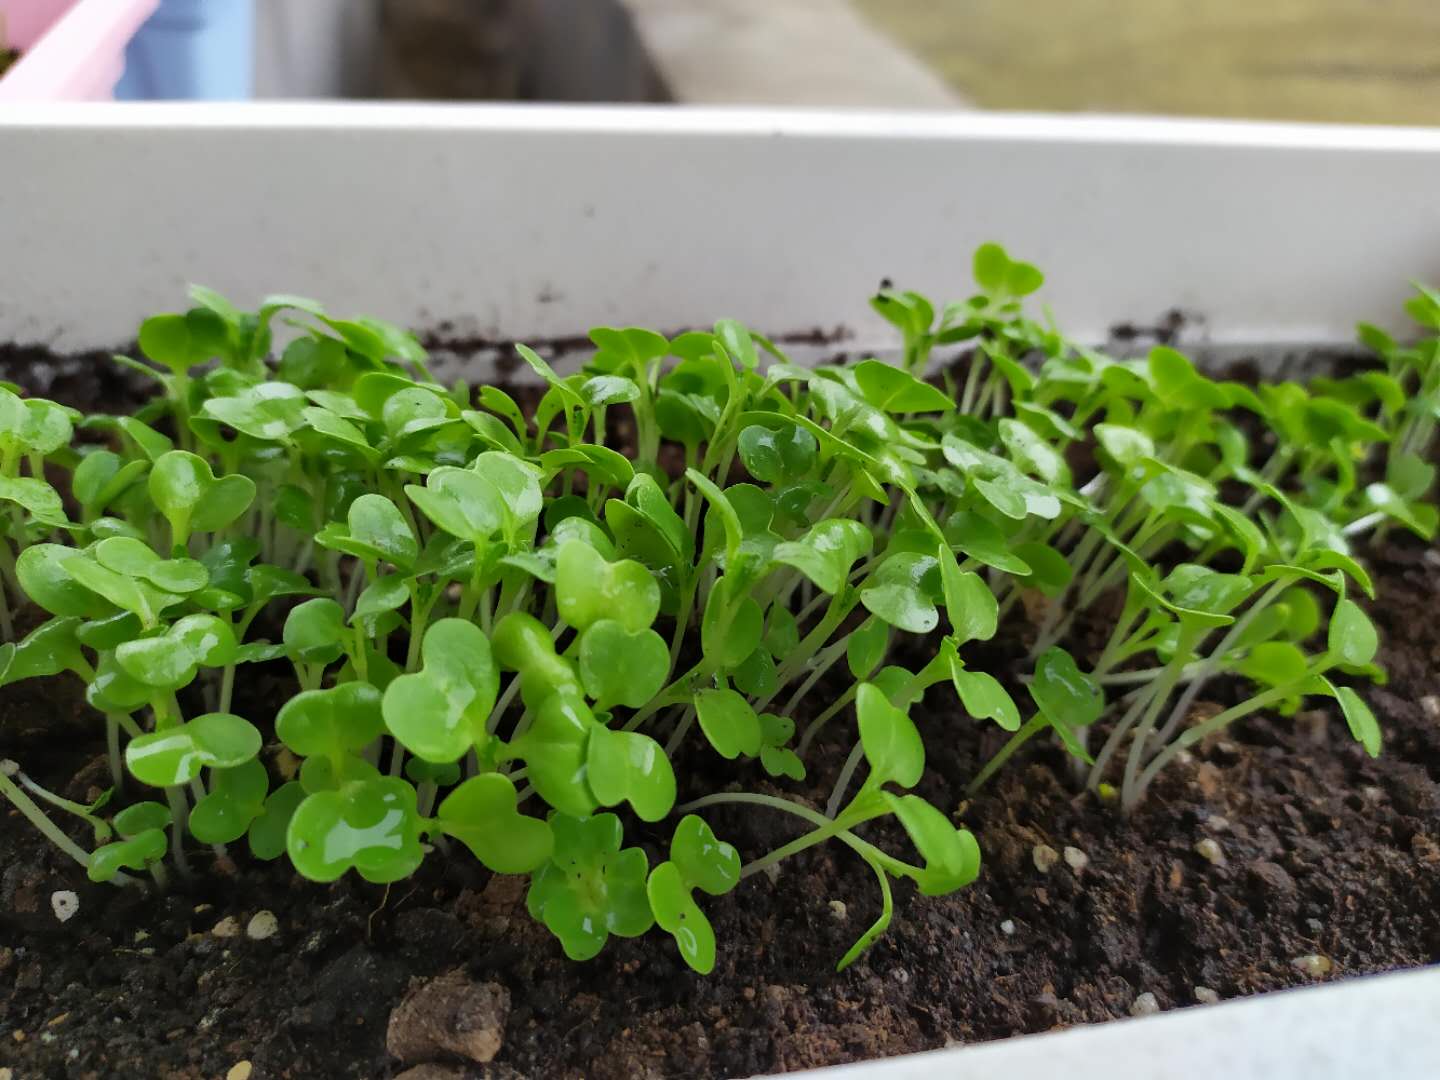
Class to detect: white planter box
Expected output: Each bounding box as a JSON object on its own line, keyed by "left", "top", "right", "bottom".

{"left": 1, "top": 103, "right": 1438, "bottom": 1078}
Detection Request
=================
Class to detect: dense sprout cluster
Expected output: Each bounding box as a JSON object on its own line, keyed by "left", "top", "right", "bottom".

{"left": 1, "top": 248, "right": 1434, "bottom": 972}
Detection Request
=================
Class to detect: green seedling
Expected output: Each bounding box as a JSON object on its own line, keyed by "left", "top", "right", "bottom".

{"left": 0, "top": 258, "right": 1417, "bottom": 975}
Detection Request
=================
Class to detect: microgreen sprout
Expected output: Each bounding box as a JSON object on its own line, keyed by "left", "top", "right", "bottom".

{"left": 0, "top": 254, "right": 1424, "bottom": 975}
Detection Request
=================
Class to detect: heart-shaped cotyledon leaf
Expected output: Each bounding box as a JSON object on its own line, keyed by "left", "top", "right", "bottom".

{"left": 526, "top": 812, "right": 654, "bottom": 961}
{"left": 772, "top": 519, "right": 873, "bottom": 596}
{"left": 188, "top": 758, "right": 270, "bottom": 844}
{"left": 383, "top": 619, "right": 499, "bottom": 764}
{"left": 15, "top": 543, "right": 114, "bottom": 619}
{"left": 148, "top": 450, "right": 256, "bottom": 542}
{"left": 554, "top": 541, "right": 661, "bottom": 633}
{"left": 92, "top": 536, "right": 209, "bottom": 595}
{"left": 646, "top": 814, "right": 741, "bottom": 974}
{"left": 433, "top": 772, "right": 554, "bottom": 873}
{"left": 737, "top": 423, "right": 818, "bottom": 485}
{"left": 577, "top": 620, "right": 669, "bottom": 710}
{"left": 276, "top": 681, "right": 386, "bottom": 787}
{"left": 126, "top": 711, "right": 262, "bottom": 788}
{"left": 852, "top": 358, "right": 955, "bottom": 414}
{"left": 586, "top": 724, "right": 676, "bottom": 822}
{"left": 88, "top": 803, "right": 170, "bottom": 883}
{"left": 287, "top": 775, "right": 425, "bottom": 884}
{"left": 115, "top": 614, "right": 238, "bottom": 690}
{"left": 283, "top": 597, "right": 348, "bottom": 667}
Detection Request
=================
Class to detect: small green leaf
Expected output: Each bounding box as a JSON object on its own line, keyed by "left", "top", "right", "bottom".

{"left": 856, "top": 681, "right": 923, "bottom": 789}
{"left": 1331, "top": 683, "right": 1382, "bottom": 757}
{"left": 383, "top": 619, "right": 498, "bottom": 764}
{"left": 861, "top": 552, "right": 941, "bottom": 634}
{"left": 577, "top": 621, "right": 669, "bottom": 710}
{"left": 283, "top": 598, "right": 347, "bottom": 666}
{"left": 772, "top": 519, "right": 873, "bottom": 595}
{"left": 555, "top": 541, "right": 660, "bottom": 633}
{"left": 847, "top": 616, "right": 890, "bottom": 679}
{"left": 277, "top": 681, "right": 385, "bottom": 761}
{"left": 1328, "top": 598, "right": 1378, "bottom": 667}
{"left": 694, "top": 688, "right": 763, "bottom": 760}
{"left": 148, "top": 451, "right": 256, "bottom": 538}
{"left": 882, "top": 792, "right": 981, "bottom": 895}
{"left": 852, "top": 359, "right": 954, "bottom": 413}
{"left": 115, "top": 614, "right": 237, "bottom": 689}
{"left": 287, "top": 776, "right": 424, "bottom": 884}
{"left": 189, "top": 759, "right": 269, "bottom": 844}
{"left": 527, "top": 812, "right": 654, "bottom": 961}
{"left": 586, "top": 725, "right": 676, "bottom": 822}
{"left": 248, "top": 781, "right": 306, "bottom": 860}
{"left": 950, "top": 665, "right": 1020, "bottom": 732}
{"left": 126, "top": 712, "right": 262, "bottom": 787}
{"left": 939, "top": 550, "right": 997, "bottom": 644}
{"left": 505, "top": 688, "right": 597, "bottom": 817}
{"left": 435, "top": 773, "right": 554, "bottom": 873}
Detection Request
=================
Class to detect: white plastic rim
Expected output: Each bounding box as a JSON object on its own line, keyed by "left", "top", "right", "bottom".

{"left": 1, "top": 104, "right": 1439, "bottom": 357}
{"left": 780, "top": 967, "right": 1440, "bottom": 1080}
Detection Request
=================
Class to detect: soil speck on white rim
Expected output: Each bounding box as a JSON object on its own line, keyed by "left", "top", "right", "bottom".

{"left": 1194, "top": 987, "right": 1221, "bottom": 1004}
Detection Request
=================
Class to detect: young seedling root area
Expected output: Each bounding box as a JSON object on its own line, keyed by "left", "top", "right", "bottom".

{"left": 1, "top": 252, "right": 1438, "bottom": 1078}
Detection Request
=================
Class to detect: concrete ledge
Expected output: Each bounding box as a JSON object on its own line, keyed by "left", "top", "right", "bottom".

{"left": 774, "top": 968, "right": 1440, "bottom": 1079}
{"left": 618, "top": 0, "right": 966, "bottom": 107}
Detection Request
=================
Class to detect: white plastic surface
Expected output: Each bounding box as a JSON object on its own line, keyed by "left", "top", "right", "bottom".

{"left": 2, "top": 105, "right": 1439, "bottom": 355}
{"left": 778, "top": 967, "right": 1440, "bottom": 1080}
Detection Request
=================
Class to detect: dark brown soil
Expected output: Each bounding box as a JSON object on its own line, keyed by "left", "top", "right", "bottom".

{"left": 2, "top": 349, "right": 1438, "bottom": 1080}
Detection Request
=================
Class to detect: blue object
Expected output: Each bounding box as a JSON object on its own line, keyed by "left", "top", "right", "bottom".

{"left": 115, "top": 0, "right": 254, "bottom": 100}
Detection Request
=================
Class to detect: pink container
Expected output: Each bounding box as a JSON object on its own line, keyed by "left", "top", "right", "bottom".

{"left": 0, "top": 0, "right": 159, "bottom": 101}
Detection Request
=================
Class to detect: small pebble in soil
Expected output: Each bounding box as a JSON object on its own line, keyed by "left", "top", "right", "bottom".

{"left": 1130, "top": 992, "right": 1161, "bottom": 1017}
{"left": 134, "top": 930, "right": 149, "bottom": 943}
{"left": 1194, "top": 838, "right": 1227, "bottom": 867}
{"left": 1193, "top": 987, "right": 1220, "bottom": 1004}
{"left": 1, "top": 1066, "right": 12, "bottom": 1080}
{"left": 387, "top": 970, "right": 510, "bottom": 1065}
{"left": 1421, "top": 695, "right": 1440, "bottom": 720}
{"left": 1063, "top": 846, "right": 1089, "bottom": 873}
{"left": 211, "top": 916, "right": 241, "bottom": 938}
{"left": 1293, "top": 954, "right": 1333, "bottom": 978}
{"left": 226, "top": 1063, "right": 253, "bottom": 1080}
{"left": 828, "top": 900, "right": 847, "bottom": 920}
{"left": 50, "top": 890, "right": 78, "bottom": 923}
{"left": 1032, "top": 844, "right": 1060, "bottom": 873}
{"left": 1204, "top": 815, "right": 1231, "bottom": 832}
{"left": 246, "top": 910, "right": 279, "bottom": 941}
{"left": 1000, "top": 919, "right": 1016, "bottom": 936}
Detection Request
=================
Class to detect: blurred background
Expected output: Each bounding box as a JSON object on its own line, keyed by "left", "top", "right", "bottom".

{"left": 62, "top": 0, "right": 1440, "bottom": 123}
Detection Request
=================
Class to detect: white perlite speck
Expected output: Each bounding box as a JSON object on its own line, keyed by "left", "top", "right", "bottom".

{"left": 1063, "top": 846, "right": 1089, "bottom": 872}
{"left": 1194, "top": 838, "right": 1227, "bottom": 866}
{"left": 828, "top": 900, "right": 848, "bottom": 920}
{"left": 1032, "top": 844, "right": 1060, "bottom": 873}
{"left": 1130, "top": 992, "right": 1161, "bottom": 1016}
{"left": 1194, "top": 986, "right": 1220, "bottom": 1004}
{"left": 1421, "top": 696, "right": 1440, "bottom": 720}
{"left": 246, "top": 911, "right": 279, "bottom": 941}
{"left": 1000, "top": 919, "right": 1016, "bottom": 936}
{"left": 50, "top": 891, "right": 79, "bottom": 923}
